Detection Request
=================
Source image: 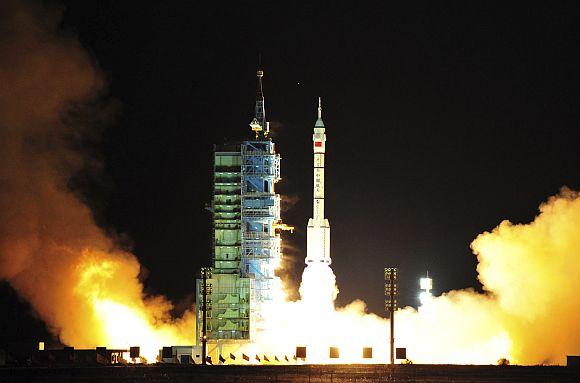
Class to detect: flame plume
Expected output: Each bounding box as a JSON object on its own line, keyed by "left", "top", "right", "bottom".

{"left": 0, "top": 0, "right": 194, "bottom": 361}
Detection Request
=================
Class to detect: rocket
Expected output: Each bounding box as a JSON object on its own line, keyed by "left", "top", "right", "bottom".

{"left": 306, "top": 97, "right": 331, "bottom": 265}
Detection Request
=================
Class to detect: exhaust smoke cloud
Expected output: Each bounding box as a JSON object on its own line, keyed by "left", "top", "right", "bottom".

{"left": 250, "top": 189, "right": 580, "bottom": 365}
{"left": 0, "top": 0, "right": 195, "bottom": 361}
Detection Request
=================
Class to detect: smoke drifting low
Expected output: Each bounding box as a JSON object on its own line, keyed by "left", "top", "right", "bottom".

{"left": 472, "top": 188, "right": 580, "bottom": 363}
{"left": 392, "top": 188, "right": 580, "bottom": 365}
{"left": 254, "top": 189, "right": 580, "bottom": 365}
{"left": 0, "top": 0, "right": 194, "bottom": 359}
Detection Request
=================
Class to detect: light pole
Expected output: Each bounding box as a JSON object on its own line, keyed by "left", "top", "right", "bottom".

{"left": 384, "top": 268, "right": 398, "bottom": 366}
{"left": 200, "top": 267, "right": 212, "bottom": 365}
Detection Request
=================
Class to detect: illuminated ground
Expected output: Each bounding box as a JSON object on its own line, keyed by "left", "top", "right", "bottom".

{"left": 0, "top": 364, "right": 579, "bottom": 382}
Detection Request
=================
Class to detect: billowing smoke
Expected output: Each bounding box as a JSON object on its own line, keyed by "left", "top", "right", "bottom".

{"left": 275, "top": 194, "right": 302, "bottom": 300}
{"left": 472, "top": 188, "right": 580, "bottom": 363}
{"left": 393, "top": 188, "right": 580, "bottom": 365}
{"left": 0, "top": 0, "right": 194, "bottom": 360}
{"left": 251, "top": 189, "right": 580, "bottom": 365}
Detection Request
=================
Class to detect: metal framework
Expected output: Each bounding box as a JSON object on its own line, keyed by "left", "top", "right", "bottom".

{"left": 196, "top": 148, "right": 251, "bottom": 341}
{"left": 197, "top": 69, "right": 290, "bottom": 343}
{"left": 241, "top": 141, "right": 281, "bottom": 321}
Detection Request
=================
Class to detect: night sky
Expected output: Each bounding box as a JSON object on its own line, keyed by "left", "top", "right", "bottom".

{"left": 2, "top": 1, "right": 580, "bottom": 346}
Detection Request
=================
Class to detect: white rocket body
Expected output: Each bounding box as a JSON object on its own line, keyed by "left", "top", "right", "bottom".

{"left": 306, "top": 98, "right": 331, "bottom": 265}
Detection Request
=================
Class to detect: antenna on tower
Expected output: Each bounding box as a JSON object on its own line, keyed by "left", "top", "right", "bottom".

{"left": 250, "top": 56, "right": 267, "bottom": 139}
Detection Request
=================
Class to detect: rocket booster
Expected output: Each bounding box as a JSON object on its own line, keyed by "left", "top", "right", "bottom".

{"left": 306, "top": 97, "right": 331, "bottom": 265}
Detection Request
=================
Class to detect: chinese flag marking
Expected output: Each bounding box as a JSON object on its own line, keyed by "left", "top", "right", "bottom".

{"left": 315, "top": 141, "right": 322, "bottom": 147}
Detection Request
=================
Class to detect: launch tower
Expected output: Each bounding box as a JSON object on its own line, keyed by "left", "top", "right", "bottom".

{"left": 197, "top": 69, "right": 289, "bottom": 343}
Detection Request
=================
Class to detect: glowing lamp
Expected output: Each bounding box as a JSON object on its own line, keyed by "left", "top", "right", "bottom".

{"left": 420, "top": 277, "right": 432, "bottom": 291}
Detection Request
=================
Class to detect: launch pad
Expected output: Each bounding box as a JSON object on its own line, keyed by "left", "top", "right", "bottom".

{"left": 195, "top": 69, "right": 363, "bottom": 364}
{"left": 1, "top": 364, "right": 579, "bottom": 383}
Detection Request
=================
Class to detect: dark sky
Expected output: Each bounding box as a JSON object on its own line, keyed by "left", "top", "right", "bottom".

{"left": 3, "top": 1, "right": 580, "bottom": 345}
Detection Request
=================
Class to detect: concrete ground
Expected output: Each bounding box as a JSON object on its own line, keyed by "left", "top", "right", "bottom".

{"left": 0, "top": 364, "right": 579, "bottom": 383}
